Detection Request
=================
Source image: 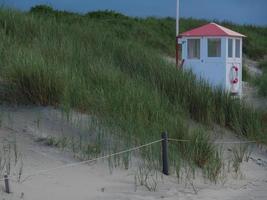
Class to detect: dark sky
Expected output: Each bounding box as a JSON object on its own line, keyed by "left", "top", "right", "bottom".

{"left": 1, "top": 0, "right": 267, "bottom": 26}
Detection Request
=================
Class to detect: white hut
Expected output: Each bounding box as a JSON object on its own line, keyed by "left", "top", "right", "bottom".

{"left": 178, "top": 23, "right": 246, "bottom": 96}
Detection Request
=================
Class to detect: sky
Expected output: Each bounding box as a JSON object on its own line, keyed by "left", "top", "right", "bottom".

{"left": 1, "top": 0, "right": 267, "bottom": 26}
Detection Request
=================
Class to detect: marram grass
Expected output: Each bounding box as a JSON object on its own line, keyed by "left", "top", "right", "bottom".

{"left": 0, "top": 7, "right": 266, "bottom": 181}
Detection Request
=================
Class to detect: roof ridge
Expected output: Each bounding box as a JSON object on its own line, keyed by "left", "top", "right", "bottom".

{"left": 211, "top": 23, "right": 229, "bottom": 35}
{"left": 215, "top": 23, "right": 246, "bottom": 37}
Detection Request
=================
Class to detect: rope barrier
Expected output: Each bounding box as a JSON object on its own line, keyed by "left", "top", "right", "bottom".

{"left": 0, "top": 137, "right": 263, "bottom": 183}
{"left": 213, "top": 141, "right": 259, "bottom": 144}
{"left": 167, "top": 138, "right": 190, "bottom": 142}
{"left": 168, "top": 138, "right": 260, "bottom": 144}
{"left": 0, "top": 139, "right": 163, "bottom": 182}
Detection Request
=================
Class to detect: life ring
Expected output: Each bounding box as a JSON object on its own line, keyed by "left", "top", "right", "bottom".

{"left": 230, "top": 66, "right": 239, "bottom": 84}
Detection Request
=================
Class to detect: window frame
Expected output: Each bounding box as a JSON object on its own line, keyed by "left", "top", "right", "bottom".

{"left": 228, "top": 38, "right": 233, "bottom": 58}
{"left": 187, "top": 38, "right": 201, "bottom": 60}
{"left": 235, "top": 39, "right": 241, "bottom": 58}
{"left": 207, "top": 38, "right": 222, "bottom": 58}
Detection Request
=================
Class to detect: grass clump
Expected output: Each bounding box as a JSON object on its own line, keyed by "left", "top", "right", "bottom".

{"left": 4, "top": 59, "right": 66, "bottom": 105}
{"left": 258, "top": 73, "right": 267, "bottom": 97}
{"left": 188, "top": 130, "right": 215, "bottom": 168}
{"left": 231, "top": 144, "right": 251, "bottom": 175}
{"left": 187, "top": 129, "right": 223, "bottom": 182}
{"left": 242, "top": 66, "right": 251, "bottom": 82}
{"left": 258, "top": 60, "right": 267, "bottom": 70}
{"left": 0, "top": 139, "right": 23, "bottom": 182}
{"left": 255, "top": 60, "right": 267, "bottom": 97}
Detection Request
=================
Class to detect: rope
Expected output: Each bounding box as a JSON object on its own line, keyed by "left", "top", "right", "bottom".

{"left": 168, "top": 138, "right": 259, "bottom": 144}
{"left": 168, "top": 138, "right": 190, "bottom": 142}
{"left": 0, "top": 138, "right": 262, "bottom": 182}
{"left": 213, "top": 141, "right": 259, "bottom": 144}
{"left": 0, "top": 139, "right": 163, "bottom": 182}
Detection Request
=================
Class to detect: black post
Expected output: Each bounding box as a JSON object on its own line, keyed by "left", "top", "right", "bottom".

{"left": 161, "top": 132, "right": 169, "bottom": 175}
{"left": 4, "top": 174, "right": 10, "bottom": 194}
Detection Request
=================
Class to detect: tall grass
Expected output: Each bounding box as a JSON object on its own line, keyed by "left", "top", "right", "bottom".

{"left": 257, "top": 73, "right": 267, "bottom": 97}
{"left": 258, "top": 60, "right": 267, "bottom": 70}
{"left": 256, "top": 60, "right": 267, "bottom": 97}
{"left": 0, "top": 7, "right": 265, "bottom": 180}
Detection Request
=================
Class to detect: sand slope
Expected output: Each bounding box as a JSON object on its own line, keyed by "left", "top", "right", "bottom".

{"left": 0, "top": 106, "right": 267, "bottom": 200}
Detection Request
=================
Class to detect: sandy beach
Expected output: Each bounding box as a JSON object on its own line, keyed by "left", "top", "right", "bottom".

{"left": 0, "top": 106, "right": 266, "bottom": 200}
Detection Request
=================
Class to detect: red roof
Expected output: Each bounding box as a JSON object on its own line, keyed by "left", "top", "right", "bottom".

{"left": 179, "top": 23, "right": 246, "bottom": 38}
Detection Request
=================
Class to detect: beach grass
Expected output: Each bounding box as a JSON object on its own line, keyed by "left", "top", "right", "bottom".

{"left": 0, "top": 7, "right": 266, "bottom": 181}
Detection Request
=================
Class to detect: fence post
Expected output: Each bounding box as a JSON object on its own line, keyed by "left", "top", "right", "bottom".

{"left": 4, "top": 174, "right": 10, "bottom": 194}
{"left": 161, "top": 132, "right": 169, "bottom": 175}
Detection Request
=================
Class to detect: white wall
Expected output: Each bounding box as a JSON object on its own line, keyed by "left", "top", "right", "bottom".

{"left": 181, "top": 36, "right": 243, "bottom": 95}
{"left": 182, "top": 36, "right": 226, "bottom": 89}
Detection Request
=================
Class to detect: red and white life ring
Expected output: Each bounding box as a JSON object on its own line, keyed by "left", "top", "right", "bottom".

{"left": 230, "top": 66, "right": 239, "bottom": 84}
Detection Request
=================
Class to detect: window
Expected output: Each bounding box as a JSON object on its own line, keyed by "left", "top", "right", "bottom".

{"left": 228, "top": 39, "right": 233, "bottom": 58}
{"left": 187, "top": 39, "right": 200, "bottom": 59}
{"left": 235, "top": 39, "right": 241, "bottom": 58}
{"left": 208, "top": 38, "right": 221, "bottom": 57}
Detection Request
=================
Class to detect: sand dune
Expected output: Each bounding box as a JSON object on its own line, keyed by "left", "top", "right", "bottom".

{"left": 0, "top": 106, "right": 267, "bottom": 200}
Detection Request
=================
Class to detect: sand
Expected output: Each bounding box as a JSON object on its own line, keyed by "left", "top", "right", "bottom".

{"left": 0, "top": 106, "right": 267, "bottom": 200}
{"left": 242, "top": 57, "right": 267, "bottom": 109}
{"left": 243, "top": 57, "right": 263, "bottom": 77}
{"left": 242, "top": 81, "right": 267, "bottom": 109}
